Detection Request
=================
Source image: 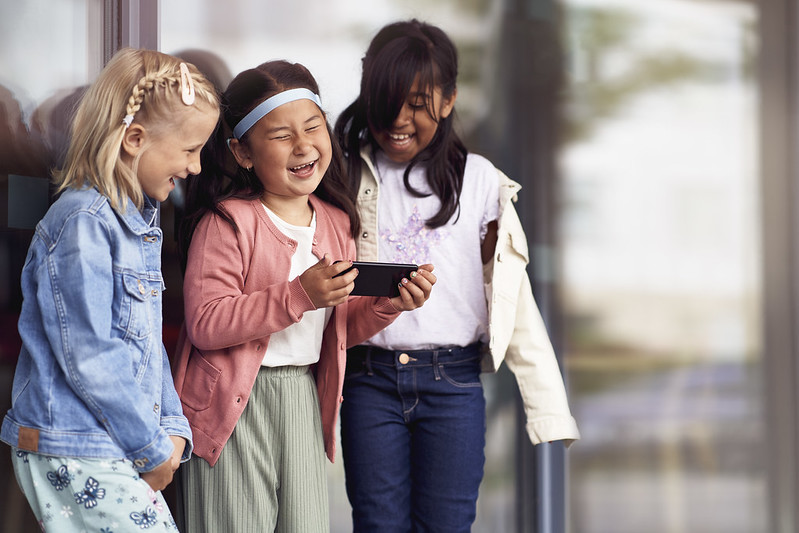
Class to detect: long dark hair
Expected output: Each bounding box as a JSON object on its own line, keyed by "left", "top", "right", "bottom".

{"left": 334, "top": 19, "right": 467, "bottom": 228}
{"left": 178, "top": 60, "right": 358, "bottom": 272}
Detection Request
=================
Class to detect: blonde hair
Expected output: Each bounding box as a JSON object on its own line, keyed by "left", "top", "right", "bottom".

{"left": 54, "top": 48, "right": 220, "bottom": 211}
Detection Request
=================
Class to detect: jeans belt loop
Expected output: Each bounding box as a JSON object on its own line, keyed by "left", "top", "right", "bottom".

{"left": 365, "top": 347, "right": 374, "bottom": 376}
{"left": 433, "top": 351, "right": 441, "bottom": 381}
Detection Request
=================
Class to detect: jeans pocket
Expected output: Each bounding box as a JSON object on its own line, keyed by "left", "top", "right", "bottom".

{"left": 344, "top": 356, "right": 368, "bottom": 380}
{"left": 438, "top": 358, "right": 482, "bottom": 388}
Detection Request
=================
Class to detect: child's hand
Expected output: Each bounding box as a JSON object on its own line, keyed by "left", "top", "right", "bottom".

{"left": 389, "top": 264, "right": 436, "bottom": 311}
{"left": 168, "top": 436, "right": 187, "bottom": 473}
{"left": 139, "top": 437, "right": 178, "bottom": 491}
{"left": 140, "top": 457, "right": 175, "bottom": 492}
{"left": 299, "top": 254, "right": 357, "bottom": 308}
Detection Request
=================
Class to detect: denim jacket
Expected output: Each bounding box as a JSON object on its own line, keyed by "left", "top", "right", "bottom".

{"left": 0, "top": 186, "right": 192, "bottom": 472}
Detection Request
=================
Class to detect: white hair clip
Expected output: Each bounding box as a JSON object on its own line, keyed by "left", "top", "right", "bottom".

{"left": 180, "top": 62, "right": 196, "bottom": 106}
{"left": 122, "top": 114, "right": 134, "bottom": 128}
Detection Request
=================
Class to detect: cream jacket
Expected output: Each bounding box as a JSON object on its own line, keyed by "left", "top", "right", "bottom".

{"left": 355, "top": 151, "right": 580, "bottom": 445}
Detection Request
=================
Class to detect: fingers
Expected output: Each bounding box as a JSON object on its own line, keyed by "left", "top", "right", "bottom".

{"left": 390, "top": 265, "right": 436, "bottom": 311}
{"left": 411, "top": 266, "right": 437, "bottom": 287}
{"left": 300, "top": 255, "right": 357, "bottom": 308}
{"left": 140, "top": 460, "right": 174, "bottom": 492}
{"left": 168, "top": 436, "right": 185, "bottom": 473}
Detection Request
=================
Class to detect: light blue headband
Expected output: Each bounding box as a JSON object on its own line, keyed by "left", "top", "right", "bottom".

{"left": 232, "top": 88, "right": 322, "bottom": 140}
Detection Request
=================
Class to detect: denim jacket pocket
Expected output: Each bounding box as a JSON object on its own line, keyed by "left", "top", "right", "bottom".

{"left": 180, "top": 351, "right": 221, "bottom": 412}
{"left": 118, "top": 272, "right": 152, "bottom": 340}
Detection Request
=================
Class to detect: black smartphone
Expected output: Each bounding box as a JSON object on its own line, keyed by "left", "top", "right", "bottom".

{"left": 335, "top": 261, "right": 418, "bottom": 297}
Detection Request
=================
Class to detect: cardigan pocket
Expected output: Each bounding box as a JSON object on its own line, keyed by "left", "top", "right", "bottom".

{"left": 180, "top": 350, "right": 221, "bottom": 412}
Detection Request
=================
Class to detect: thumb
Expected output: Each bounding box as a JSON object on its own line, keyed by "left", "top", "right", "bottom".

{"left": 311, "top": 253, "right": 333, "bottom": 270}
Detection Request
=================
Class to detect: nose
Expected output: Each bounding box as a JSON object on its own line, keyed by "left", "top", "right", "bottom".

{"left": 187, "top": 152, "right": 202, "bottom": 175}
{"left": 293, "top": 133, "right": 313, "bottom": 155}
{"left": 393, "top": 103, "right": 413, "bottom": 127}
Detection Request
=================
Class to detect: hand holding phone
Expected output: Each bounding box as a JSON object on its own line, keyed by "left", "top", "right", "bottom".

{"left": 335, "top": 261, "right": 418, "bottom": 297}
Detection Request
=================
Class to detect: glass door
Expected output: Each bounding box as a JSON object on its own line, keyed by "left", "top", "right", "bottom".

{"left": 0, "top": 1, "right": 106, "bottom": 531}
{"left": 559, "top": 2, "right": 765, "bottom": 531}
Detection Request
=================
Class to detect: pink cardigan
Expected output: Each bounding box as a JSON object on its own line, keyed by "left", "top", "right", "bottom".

{"left": 172, "top": 195, "right": 399, "bottom": 466}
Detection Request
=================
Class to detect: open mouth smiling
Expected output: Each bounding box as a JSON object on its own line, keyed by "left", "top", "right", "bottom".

{"left": 289, "top": 160, "right": 318, "bottom": 177}
{"left": 387, "top": 132, "right": 413, "bottom": 147}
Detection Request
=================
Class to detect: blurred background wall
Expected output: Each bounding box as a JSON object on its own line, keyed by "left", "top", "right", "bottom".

{"left": 2, "top": 1, "right": 797, "bottom": 532}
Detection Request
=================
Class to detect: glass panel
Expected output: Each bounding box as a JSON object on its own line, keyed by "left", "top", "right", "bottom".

{"left": 0, "top": 1, "right": 104, "bottom": 531}
{"left": 560, "top": 1, "right": 764, "bottom": 532}
{"left": 161, "top": 2, "right": 518, "bottom": 531}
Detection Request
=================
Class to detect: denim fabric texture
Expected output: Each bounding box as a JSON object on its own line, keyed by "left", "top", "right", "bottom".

{"left": 1, "top": 187, "right": 192, "bottom": 472}
{"left": 340, "top": 344, "right": 486, "bottom": 533}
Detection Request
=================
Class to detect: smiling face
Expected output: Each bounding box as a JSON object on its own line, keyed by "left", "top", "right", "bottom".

{"left": 370, "top": 75, "right": 456, "bottom": 164}
{"left": 124, "top": 104, "right": 218, "bottom": 202}
{"left": 230, "top": 98, "right": 332, "bottom": 216}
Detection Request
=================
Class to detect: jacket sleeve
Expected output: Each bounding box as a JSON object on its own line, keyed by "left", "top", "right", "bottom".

{"left": 158, "top": 344, "right": 193, "bottom": 461}
{"left": 504, "top": 273, "right": 581, "bottom": 446}
{"left": 40, "top": 212, "right": 174, "bottom": 472}
{"left": 183, "top": 211, "right": 316, "bottom": 351}
{"left": 345, "top": 296, "right": 401, "bottom": 347}
{"left": 491, "top": 172, "right": 579, "bottom": 446}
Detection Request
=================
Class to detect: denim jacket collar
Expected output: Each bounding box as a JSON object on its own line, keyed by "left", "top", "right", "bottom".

{"left": 116, "top": 194, "right": 160, "bottom": 235}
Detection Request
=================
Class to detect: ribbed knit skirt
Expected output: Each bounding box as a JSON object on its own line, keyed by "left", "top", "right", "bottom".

{"left": 175, "top": 365, "right": 329, "bottom": 533}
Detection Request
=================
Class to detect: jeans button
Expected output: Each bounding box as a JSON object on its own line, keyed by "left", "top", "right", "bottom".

{"left": 399, "top": 353, "right": 410, "bottom": 364}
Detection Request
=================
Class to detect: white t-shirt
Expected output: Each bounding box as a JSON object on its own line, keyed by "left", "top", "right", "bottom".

{"left": 261, "top": 205, "right": 332, "bottom": 366}
{"left": 365, "top": 151, "right": 500, "bottom": 350}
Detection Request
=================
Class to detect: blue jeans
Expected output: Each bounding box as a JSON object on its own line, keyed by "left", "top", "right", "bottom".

{"left": 340, "top": 344, "right": 486, "bottom": 533}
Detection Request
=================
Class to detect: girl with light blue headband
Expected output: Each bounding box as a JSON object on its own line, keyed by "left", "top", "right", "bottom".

{"left": 171, "top": 60, "right": 436, "bottom": 532}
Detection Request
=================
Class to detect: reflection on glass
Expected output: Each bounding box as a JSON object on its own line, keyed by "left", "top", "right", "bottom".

{"left": 0, "top": 2, "right": 104, "bottom": 532}
{"left": 560, "top": 1, "right": 764, "bottom": 532}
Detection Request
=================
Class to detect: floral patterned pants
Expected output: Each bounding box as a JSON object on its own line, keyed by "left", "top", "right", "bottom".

{"left": 11, "top": 448, "right": 178, "bottom": 532}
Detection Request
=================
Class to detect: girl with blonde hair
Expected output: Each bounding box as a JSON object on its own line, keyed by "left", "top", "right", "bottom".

{"left": 1, "top": 47, "right": 219, "bottom": 532}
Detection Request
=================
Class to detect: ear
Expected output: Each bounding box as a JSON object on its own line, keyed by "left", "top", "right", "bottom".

{"left": 228, "top": 138, "right": 253, "bottom": 169}
{"left": 439, "top": 88, "right": 457, "bottom": 120}
{"left": 121, "top": 124, "right": 147, "bottom": 157}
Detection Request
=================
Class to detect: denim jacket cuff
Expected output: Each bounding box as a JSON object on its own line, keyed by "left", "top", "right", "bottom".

{"left": 127, "top": 431, "right": 173, "bottom": 473}
{"left": 160, "top": 415, "right": 194, "bottom": 461}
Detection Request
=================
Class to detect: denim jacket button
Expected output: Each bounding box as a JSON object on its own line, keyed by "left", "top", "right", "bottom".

{"left": 133, "top": 458, "right": 148, "bottom": 468}
{"left": 137, "top": 280, "right": 145, "bottom": 294}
